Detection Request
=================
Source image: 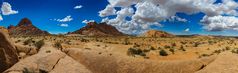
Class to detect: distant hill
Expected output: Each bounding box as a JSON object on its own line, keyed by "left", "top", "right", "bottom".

{"left": 191, "top": 34, "right": 214, "bottom": 38}
{"left": 140, "top": 30, "right": 174, "bottom": 38}
{"left": 7, "top": 18, "right": 50, "bottom": 36}
{"left": 69, "top": 22, "right": 125, "bottom": 37}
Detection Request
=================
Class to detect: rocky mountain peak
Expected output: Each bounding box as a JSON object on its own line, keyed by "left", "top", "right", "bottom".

{"left": 17, "top": 18, "right": 33, "bottom": 27}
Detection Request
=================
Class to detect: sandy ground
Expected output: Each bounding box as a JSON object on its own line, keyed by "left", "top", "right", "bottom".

{"left": 5, "top": 36, "right": 238, "bottom": 73}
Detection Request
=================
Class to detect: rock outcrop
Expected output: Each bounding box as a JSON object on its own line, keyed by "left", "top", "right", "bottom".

{"left": 196, "top": 52, "right": 238, "bottom": 73}
{"left": 0, "top": 31, "right": 19, "bottom": 72}
{"left": 64, "top": 48, "right": 215, "bottom": 73}
{"left": 8, "top": 18, "right": 50, "bottom": 36}
{"left": 70, "top": 22, "right": 124, "bottom": 37}
{"left": 5, "top": 44, "right": 92, "bottom": 73}
{"left": 140, "top": 30, "right": 174, "bottom": 38}
{"left": 0, "top": 26, "right": 8, "bottom": 34}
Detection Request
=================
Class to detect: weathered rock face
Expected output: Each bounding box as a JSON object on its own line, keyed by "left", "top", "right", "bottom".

{"left": 70, "top": 22, "right": 124, "bottom": 37}
{"left": 140, "top": 30, "right": 174, "bottom": 38}
{"left": 8, "top": 18, "right": 50, "bottom": 36}
{"left": 5, "top": 50, "right": 92, "bottom": 73}
{"left": 62, "top": 48, "right": 215, "bottom": 73}
{"left": 0, "top": 26, "right": 8, "bottom": 34}
{"left": 196, "top": 52, "right": 238, "bottom": 73}
{"left": 0, "top": 31, "right": 19, "bottom": 72}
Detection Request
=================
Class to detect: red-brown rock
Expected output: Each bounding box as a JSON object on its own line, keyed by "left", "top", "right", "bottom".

{"left": 140, "top": 30, "right": 174, "bottom": 38}
{"left": 0, "top": 31, "right": 19, "bottom": 72}
{"left": 8, "top": 18, "right": 50, "bottom": 36}
{"left": 70, "top": 22, "right": 124, "bottom": 37}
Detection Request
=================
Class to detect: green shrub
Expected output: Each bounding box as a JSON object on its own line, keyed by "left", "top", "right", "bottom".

{"left": 123, "top": 38, "right": 130, "bottom": 45}
{"left": 180, "top": 41, "right": 187, "bottom": 45}
{"left": 46, "top": 50, "right": 51, "bottom": 53}
{"left": 201, "top": 54, "right": 210, "bottom": 57}
{"left": 81, "top": 38, "right": 89, "bottom": 42}
{"left": 150, "top": 46, "right": 156, "bottom": 50}
{"left": 54, "top": 41, "right": 63, "bottom": 50}
{"left": 179, "top": 45, "right": 186, "bottom": 51}
{"left": 164, "top": 45, "right": 171, "bottom": 49}
{"left": 213, "top": 49, "right": 221, "bottom": 54}
{"left": 143, "top": 49, "right": 150, "bottom": 53}
{"left": 194, "top": 42, "right": 200, "bottom": 47}
{"left": 225, "top": 46, "right": 230, "bottom": 50}
{"left": 231, "top": 48, "right": 238, "bottom": 54}
{"left": 23, "top": 68, "right": 36, "bottom": 73}
{"left": 208, "top": 40, "right": 213, "bottom": 45}
{"left": 171, "top": 43, "right": 176, "bottom": 47}
{"left": 159, "top": 49, "right": 168, "bottom": 56}
{"left": 169, "top": 48, "right": 175, "bottom": 54}
{"left": 127, "top": 48, "right": 146, "bottom": 56}
{"left": 34, "top": 40, "right": 45, "bottom": 50}
{"left": 23, "top": 38, "right": 33, "bottom": 45}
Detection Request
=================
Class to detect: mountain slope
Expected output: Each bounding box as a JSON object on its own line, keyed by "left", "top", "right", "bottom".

{"left": 140, "top": 30, "right": 174, "bottom": 37}
{"left": 8, "top": 18, "right": 50, "bottom": 36}
{"left": 70, "top": 22, "right": 124, "bottom": 36}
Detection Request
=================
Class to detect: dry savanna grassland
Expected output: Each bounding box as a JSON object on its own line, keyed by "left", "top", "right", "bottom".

{"left": 5, "top": 35, "right": 238, "bottom": 73}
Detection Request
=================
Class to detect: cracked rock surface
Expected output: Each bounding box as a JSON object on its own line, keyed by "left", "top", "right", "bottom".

{"left": 4, "top": 40, "right": 238, "bottom": 73}
{"left": 4, "top": 43, "right": 92, "bottom": 73}
{"left": 0, "top": 31, "right": 19, "bottom": 72}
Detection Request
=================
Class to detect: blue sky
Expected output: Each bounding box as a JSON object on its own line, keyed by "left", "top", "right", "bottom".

{"left": 1, "top": 0, "right": 238, "bottom": 36}
{"left": 0, "top": 0, "right": 108, "bottom": 34}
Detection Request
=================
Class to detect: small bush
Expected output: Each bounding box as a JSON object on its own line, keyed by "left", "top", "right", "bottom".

{"left": 171, "top": 43, "right": 176, "bottom": 47}
{"left": 213, "top": 49, "right": 221, "bottom": 54}
{"left": 164, "top": 45, "right": 171, "bottom": 49}
{"left": 24, "top": 38, "right": 33, "bottom": 45}
{"left": 231, "top": 48, "right": 238, "bottom": 54}
{"left": 194, "top": 42, "right": 200, "bottom": 47}
{"left": 179, "top": 45, "right": 186, "bottom": 51}
{"left": 34, "top": 40, "right": 45, "bottom": 50}
{"left": 150, "top": 46, "right": 156, "bottom": 50}
{"left": 46, "top": 50, "right": 51, "bottom": 53}
{"left": 127, "top": 48, "right": 146, "bottom": 56}
{"left": 201, "top": 54, "right": 210, "bottom": 57}
{"left": 180, "top": 41, "right": 187, "bottom": 45}
{"left": 54, "top": 41, "right": 63, "bottom": 50}
{"left": 123, "top": 38, "right": 130, "bottom": 45}
{"left": 23, "top": 68, "right": 36, "bottom": 73}
{"left": 15, "top": 40, "right": 21, "bottom": 43}
{"left": 81, "top": 38, "right": 89, "bottom": 42}
{"left": 208, "top": 40, "right": 213, "bottom": 45}
{"left": 159, "top": 49, "right": 168, "bottom": 56}
{"left": 143, "top": 49, "right": 150, "bottom": 52}
{"left": 225, "top": 46, "right": 230, "bottom": 50}
{"left": 169, "top": 48, "right": 175, "bottom": 54}
{"left": 65, "top": 40, "right": 71, "bottom": 45}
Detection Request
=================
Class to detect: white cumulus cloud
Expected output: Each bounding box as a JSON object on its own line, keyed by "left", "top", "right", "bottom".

{"left": 201, "top": 15, "right": 238, "bottom": 31}
{"left": 99, "top": 5, "right": 117, "bottom": 17}
{"left": 0, "top": 15, "right": 3, "bottom": 21}
{"left": 167, "top": 16, "right": 188, "bottom": 22}
{"left": 184, "top": 28, "right": 190, "bottom": 32}
{"left": 99, "top": 0, "right": 238, "bottom": 34}
{"left": 53, "top": 15, "right": 73, "bottom": 22}
{"left": 1, "top": 2, "right": 18, "bottom": 15}
{"left": 59, "top": 24, "right": 69, "bottom": 27}
{"left": 82, "top": 20, "right": 95, "bottom": 24}
{"left": 74, "top": 5, "right": 83, "bottom": 9}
